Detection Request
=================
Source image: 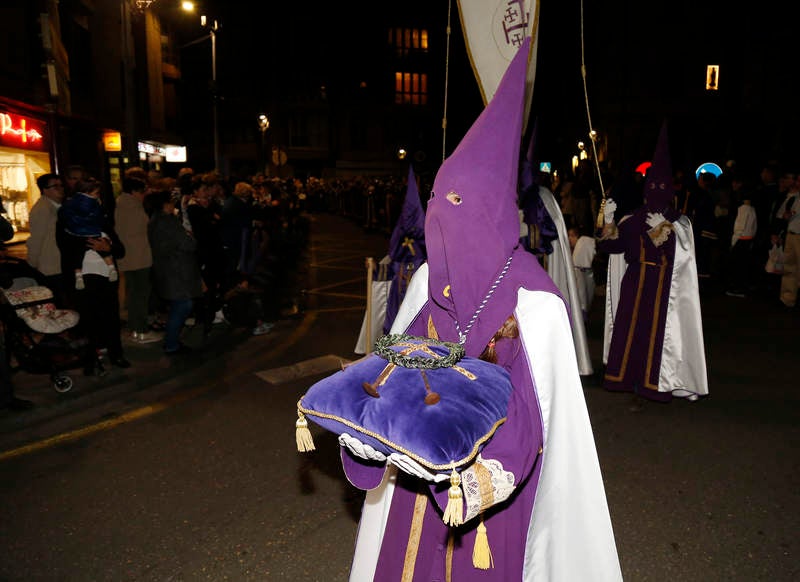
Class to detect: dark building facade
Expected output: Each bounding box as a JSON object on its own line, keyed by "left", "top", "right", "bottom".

{"left": 2, "top": 0, "right": 795, "bottom": 231}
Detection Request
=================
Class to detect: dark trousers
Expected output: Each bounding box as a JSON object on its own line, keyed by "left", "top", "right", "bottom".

{"left": 75, "top": 274, "right": 124, "bottom": 359}
{"left": 43, "top": 273, "right": 68, "bottom": 308}
{"left": 165, "top": 298, "right": 193, "bottom": 352}
{"left": 727, "top": 239, "right": 754, "bottom": 293}
{"left": 124, "top": 268, "right": 152, "bottom": 334}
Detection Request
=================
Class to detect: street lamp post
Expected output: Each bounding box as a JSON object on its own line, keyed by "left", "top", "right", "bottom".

{"left": 258, "top": 114, "right": 270, "bottom": 175}
{"left": 201, "top": 15, "right": 220, "bottom": 172}
{"left": 181, "top": 8, "right": 221, "bottom": 172}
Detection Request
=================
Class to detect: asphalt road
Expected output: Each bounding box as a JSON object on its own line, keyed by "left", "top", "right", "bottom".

{"left": 0, "top": 212, "right": 797, "bottom": 581}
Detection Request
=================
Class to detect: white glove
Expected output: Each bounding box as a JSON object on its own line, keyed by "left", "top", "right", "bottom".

{"left": 603, "top": 198, "right": 617, "bottom": 224}
{"left": 338, "top": 433, "right": 450, "bottom": 483}
{"left": 387, "top": 453, "right": 451, "bottom": 483}
{"left": 338, "top": 433, "right": 387, "bottom": 462}
{"left": 646, "top": 212, "right": 666, "bottom": 229}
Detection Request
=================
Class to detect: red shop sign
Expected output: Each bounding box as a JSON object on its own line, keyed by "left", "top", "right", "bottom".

{"left": 0, "top": 110, "right": 47, "bottom": 151}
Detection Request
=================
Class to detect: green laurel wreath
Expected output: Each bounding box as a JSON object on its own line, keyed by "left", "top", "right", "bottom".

{"left": 374, "top": 334, "right": 465, "bottom": 369}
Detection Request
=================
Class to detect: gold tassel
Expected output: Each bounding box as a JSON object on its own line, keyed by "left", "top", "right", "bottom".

{"left": 295, "top": 411, "right": 315, "bottom": 452}
{"left": 596, "top": 197, "right": 606, "bottom": 230}
{"left": 472, "top": 514, "right": 494, "bottom": 570}
{"left": 441, "top": 467, "right": 463, "bottom": 527}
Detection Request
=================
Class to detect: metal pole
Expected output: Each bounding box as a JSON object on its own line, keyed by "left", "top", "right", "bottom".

{"left": 121, "top": 0, "right": 137, "bottom": 169}
{"left": 211, "top": 27, "right": 220, "bottom": 173}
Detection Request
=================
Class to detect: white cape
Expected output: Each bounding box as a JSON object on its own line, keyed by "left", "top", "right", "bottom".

{"left": 539, "top": 187, "right": 594, "bottom": 376}
{"left": 354, "top": 255, "right": 393, "bottom": 355}
{"left": 349, "top": 263, "right": 622, "bottom": 582}
{"left": 353, "top": 280, "right": 391, "bottom": 355}
{"left": 603, "top": 216, "right": 709, "bottom": 397}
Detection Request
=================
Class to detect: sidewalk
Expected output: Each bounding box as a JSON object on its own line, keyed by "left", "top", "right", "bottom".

{"left": 0, "top": 266, "right": 311, "bottom": 457}
{"left": 0, "top": 314, "right": 277, "bottom": 455}
{"left": 0, "top": 212, "right": 316, "bottom": 454}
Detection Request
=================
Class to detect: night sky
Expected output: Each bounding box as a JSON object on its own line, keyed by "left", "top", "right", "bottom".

{"left": 175, "top": 0, "right": 795, "bottom": 176}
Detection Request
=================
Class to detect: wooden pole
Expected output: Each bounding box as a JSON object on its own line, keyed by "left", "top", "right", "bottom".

{"left": 365, "top": 257, "right": 375, "bottom": 350}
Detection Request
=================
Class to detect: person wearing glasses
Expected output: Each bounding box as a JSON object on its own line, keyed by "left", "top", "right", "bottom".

{"left": 27, "top": 173, "right": 66, "bottom": 303}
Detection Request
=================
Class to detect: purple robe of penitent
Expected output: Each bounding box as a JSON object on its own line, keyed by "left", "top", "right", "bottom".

{"left": 341, "top": 37, "right": 622, "bottom": 581}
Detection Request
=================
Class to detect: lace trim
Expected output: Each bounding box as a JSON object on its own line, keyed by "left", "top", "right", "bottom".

{"left": 461, "top": 455, "right": 516, "bottom": 522}
{"left": 600, "top": 223, "right": 619, "bottom": 240}
{"left": 647, "top": 221, "right": 674, "bottom": 247}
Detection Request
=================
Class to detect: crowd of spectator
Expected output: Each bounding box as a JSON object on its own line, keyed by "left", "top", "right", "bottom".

{"left": 7, "top": 154, "right": 794, "bottom": 410}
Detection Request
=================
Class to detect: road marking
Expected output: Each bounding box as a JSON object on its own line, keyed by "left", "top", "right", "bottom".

{"left": 304, "top": 290, "right": 365, "bottom": 299}
{"left": 305, "top": 276, "right": 364, "bottom": 293}
{"left": 255, "top": 354, "right": 352, "bottom": 385}
{"left": 0, "top": 311, "right": 322, "bottom": 462}
{"left": 0, "top": 385, "right": 205, "bottom": 462}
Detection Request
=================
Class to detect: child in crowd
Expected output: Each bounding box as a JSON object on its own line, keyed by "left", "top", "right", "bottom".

{"left": 58, "top": 178, "right": 117, "bottom": 289}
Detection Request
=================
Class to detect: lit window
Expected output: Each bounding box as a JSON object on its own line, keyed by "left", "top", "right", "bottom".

{"left": 389, "top": 27, "right": 429, "bottom": 56}
{"left": 705, "top": 65, "right": 719, "bottom": 91}
{"left": 394, "top": 72, "right": 428, "bottom": 106}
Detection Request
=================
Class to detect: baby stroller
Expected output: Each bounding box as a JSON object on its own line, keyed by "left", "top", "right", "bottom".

{"left": 0, "top": 258, "right": 93, "bottom": 393}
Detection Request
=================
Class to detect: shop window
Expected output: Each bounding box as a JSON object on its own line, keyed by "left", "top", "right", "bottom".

{"left": 0, "top": 150, "right": 52, "bottom": 236}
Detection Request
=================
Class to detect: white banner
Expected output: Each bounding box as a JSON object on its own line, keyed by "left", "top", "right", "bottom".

{"left": 457, "top": 0, "right": 539, "bottom": 129}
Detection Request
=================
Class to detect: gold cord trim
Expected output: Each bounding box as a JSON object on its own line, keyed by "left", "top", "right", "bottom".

{"left": 604, "top": 238, "right": 647, "bottom": 382}
{"left": 297, "top": 398, "right": 506, "bottom": 471}
{"left": 644, "top": 253, "right": 668, "bottom": 390}
{"left": 446, "top": 530, "right": 455, "bottom": 582}
{"left": 401, "top": 489, "right": 428, "bottom": 582}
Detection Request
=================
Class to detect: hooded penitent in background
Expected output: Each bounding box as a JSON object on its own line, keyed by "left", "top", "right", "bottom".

{"left": 382, "top": 164, "right": 427, "bottom": 333}
{"left": 518, "top": 121, "right": 594, "bottom": 376}
{"left": 353, "top": 165, "right": 427, "bottom": 354}
{"left": 341, "top": 37, "right": 622, "bottom": 581}
{"left": 599, "top": 121, "right": 708, "bottom": 402}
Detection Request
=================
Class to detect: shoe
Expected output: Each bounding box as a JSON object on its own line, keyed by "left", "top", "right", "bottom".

{"left": 164, "top": 344, "right": 192, "bottom": 356}
{"left": 252, "top": 322, "right": 275, "bottom": 336}
{"left": 184, "top": 317, "right": 196, "bottom": 327}
{"left": 1, "top": 397, "right": 35, "bottom": 411}
{"left": 109, "top": 356, "right": 131, "bottom": 368}
{"left": 133, "top": 330, "right": 163, "bottom": 344}
{"left": 213, "top": 309, "right": 227, "bottom": 324}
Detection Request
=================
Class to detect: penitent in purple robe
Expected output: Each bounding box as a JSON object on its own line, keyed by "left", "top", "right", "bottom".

{"left": 598, "top": 206, "right": 680, "bottom": 401}
{"left": 342, "top": 36, "right": 621, "bottom": 581}
{"left": 382, "top": 164, "right": 427, "bottom": 334}
{"left": 600, "top": 122, "right": 708, "bottom": 402}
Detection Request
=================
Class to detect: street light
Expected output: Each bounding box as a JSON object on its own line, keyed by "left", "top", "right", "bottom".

{"left": 183, "top": 10, "right": 221, "bottom": 172}
{"left": 202, "top": 15, "right": 220, "bottom": 172}
{"left": 258, "top": 114, "right": 270, "bottom": 174}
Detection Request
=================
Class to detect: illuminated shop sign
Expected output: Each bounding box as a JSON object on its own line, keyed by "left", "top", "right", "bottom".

{"left": 0, "top": 111, "right": 47, "bottom": 151}
{"left": 165, "top": 145, "right": 186, "bottom": 163}
{"left": 103, "top": 131, "right": 122, "bottom": 152}
{"left": 137, "top": 141, "right": 166, "bottom": 156}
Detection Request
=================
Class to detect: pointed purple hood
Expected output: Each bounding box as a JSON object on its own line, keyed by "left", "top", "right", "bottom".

{"left": 424, "top": 37, "right": 559, "bottom": 355}
{"left": 644, "top": 121, "right": 678, "bottom": 215}
{"left": 383, "top": 164, "right": 427, "bottom": 334}
{"left": 388, "top": 164, "right": 426, "bottom": 264}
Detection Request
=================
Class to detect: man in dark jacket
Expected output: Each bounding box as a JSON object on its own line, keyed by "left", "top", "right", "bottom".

{"left": 148, "top": 191, "right": 203, "bottom": 354}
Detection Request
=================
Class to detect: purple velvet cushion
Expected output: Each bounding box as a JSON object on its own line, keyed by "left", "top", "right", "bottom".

{"left": 298, "top": 335, "right": 513, "bottom": 473}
